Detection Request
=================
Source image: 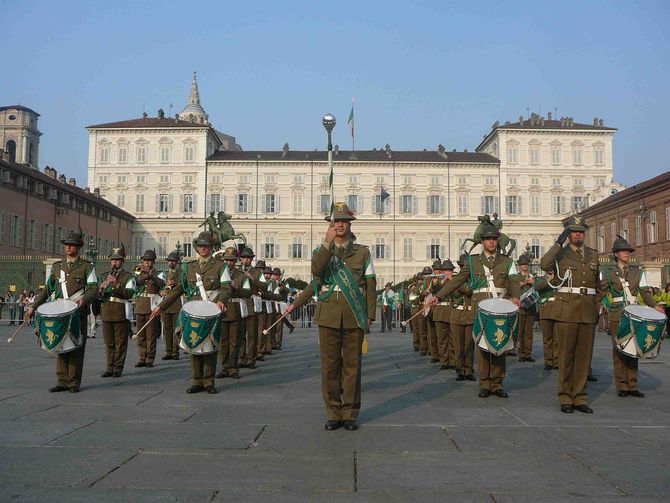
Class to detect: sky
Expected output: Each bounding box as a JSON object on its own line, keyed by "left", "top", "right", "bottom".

{"left": 2, "top": 0, "right": 669, "bottom": 187}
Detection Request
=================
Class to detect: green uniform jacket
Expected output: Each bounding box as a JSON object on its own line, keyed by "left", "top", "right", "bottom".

{"left": 540, "top": 243, "right": 600, "bottom": 324}
{"left": 435, "top": 252, "right": 520, "bottom": 308}
{"left": 100, "top": 269, "right": 135, "bottom": 322}
{"left": 32, "top": 257, "right": 97, "bottom": 309}
{"left": 431, "top": 279, "right": 452, "bottom": 323}
{"left": 449, "top": 285, "right": 474, "bottom": 325}
{"left": 162, "top": 266, "right": 183, "bottom": 314}
{"left": 224, "top": 267, "right": 253, "bottom": 321}
{"left": 600, "top": 264, "right": 656, "bottom": 323}
{"left": 294, "top": 240, "right": 376, "bottom": 329}
{"left": 135, "top": 270, "right": 165, "bottom": 315}
{"left": 159, "top": 257, "right": 231, "bottom": 310}
{"left": 512, "top": 272, "right": 538, "bottom": 314}
{"left": 241, "top": 265, "right": 264, "bottom": 315}
{"left": 535, "top": 275, "right": 557, "bottom": 321}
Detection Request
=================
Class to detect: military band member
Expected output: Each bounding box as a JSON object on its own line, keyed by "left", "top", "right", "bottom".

{"left": 432, "top": 259, "right": 456, "bottom": 370}
{"left": 514, "top": 254, "right": 537, "bottom": 362}
{"left": 160, "top": 250, "right": 182, "bottom": 360}
{"left": 417, "top": 266, "right": 433, "bottom": 356}
{"left": 450, "top": 254, "right": 476, "bottom": 381}
{"left": 254, "top": 259, "right": 269, "bottom": 360}
{"left": 238, "top": 247, "right": 263, "bottom": 368}
{"left": 540, "top": 215, "right": 600, "bottom": 413}
{"left": 99, "top": 245, "right": 136, "bottom": 377}
{"left": 153, "top": 231, "right": 230, "bottom": 394}
{"left": 134, "top": 250, "right": 165, "bottom": 368}
{"left": 535, "top": 271, "right": 559, "bottom": 370}
{"left": 217, "top": 247, "right": 251, "bottom": 379}
{"left": 426, "top": 261, "right": 442, "bottom": 362}
{"left": 601, "top": 236, "right": 663, "bottom": 398}
{"left": 28, "top": 229, "right": 98, "bottom": 392}
{"left": 272, "top": 267, "right": 290, "bottom": 350}
{"left": 408, "top": 273, "right": 421, "bottom": 350}
{"left": 287, "top": 202, "right": 376, "bottom": 431}
{"left": 430, "top": 225, "right": 520, "bottom": 397}
{"left": 381, "top": 282, "right": 395, "bottom": 332}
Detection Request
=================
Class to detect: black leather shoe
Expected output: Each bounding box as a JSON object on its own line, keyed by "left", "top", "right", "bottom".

{"left": 343, "top": 420, "right": 358, "bottom": 431}
{"left": 187, "top": 385, "right": 204, "bottom": 394}
{"left": 101, "top": 371, "right": 113, "bottom": 378}
{"left": 456, "top": 374, "right": 465, "bottom": 381}
{"left": 617, "top": 390, "right": 628, "bottom": 397}
{"left": 561, "top": 405, "right": 574, "bottom": 413}
{"left": 430, "top": 358, "right": 439, "bottom": 363}
{"left": 289, "top": 326, "right": 294, "bottom": 334}
{"left": 465, "top": 374, "right": 476, "bottom": 381}
{"left": 134, "top": 362, "right": 146, "bottom": 368}
{"left": 574, "top": 404, "right": 593, "bottom": 413}
{"left": 69, "top": 387, "right": 80, "bottom": 393}
{"left": 544, "top": 364, "right": 552, "bottom": 370}
{"left": 527, "top": 357, "right": 536, "bottom": 362}
{"left": 49, "top": 385, "right": 67, "bottom": 393}
{"left": 161, "top": 355, "right": 172, "bottom": 360}
{"left": 325, "top": 420, "right": 342, "bottom": 431}
{"left": 413, "top": 347, "right": 419, "bottom": 352}
{"left": 230, "top": 374, "right": 240, "bottom": 380}
{"left": 216, "top": 371, "right": 226, "bottom": 378}
{"left": 206, "top": 386, "right": 218, "bottom": 394}
{"left": 494, "top": 389, "right": 509, "bottom": 398}
{"left": 173, "top": 354, "right": 179, "bottom": 360}
{"left": 112, "top": 371, "right": 122, "bottom": 378}
{"left": 257, "top": 356, "right": 265, "bottom": 361}
{"left": 146, "top": 362, "right": 154, "bottom": 368}
{"left": 587, "top": 374, "right": 598, "bottom": 382}
{"left": 628, "top": 390, "right": 645, "bottom": 398}
{"left": 478, "top": 389, "right": 491, "bottom": 398}
{"left": 247, "top": 363, "right": 256, "bottom": 369}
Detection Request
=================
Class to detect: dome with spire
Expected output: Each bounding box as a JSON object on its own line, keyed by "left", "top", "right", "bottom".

{"left": 177, "top": 72, "right": 209, "bottom": 125}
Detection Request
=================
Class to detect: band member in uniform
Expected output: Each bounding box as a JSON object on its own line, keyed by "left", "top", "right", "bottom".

{"left": 160, "top": 250, "right": 182, "bottom": 360}
{"left": 287, "top": 202, "right": 376, "bottom": 431}
{"left": 417, "top": 266, "right": 433, "bottom": 356}
{"left": 99, "top": 245, "right": 136, "bottom": 377}
{"left": 432, "top": 259, "right": 456, "bottom": 370}
{"left": 27, "top": 229, "right": 98, "bottom": 392}
{"left": 430, "top": 224, "right": 520, "bottom": 397}
{"left": 153, "top": 231, "right": 229, "bottom": 394}
{"left": 262, "top": 265, "right": 282, "bottom": 355}
{"left": 217, "top": 247, "right": 251, "bottom": 379}
{"left": 601, "top": 236, "right": 663, "bottom": 398}
{"left": 408, "top": 273, "right": 422, "bottom": 350}
{"left": 514, "top": 254, "right": 537, "bottom": 362}
{"left": 381, "top": 283, "right": 395, "bottom": 332}
{"left": 450, "top": 254, "right": 476, "bottom": 381}
{"left": 238, "top": 247, "right": 263, "bottom": 369}
{"left": 426, "top": 261, "right": 442, "bottom": 363}
{"left": 134, "top": 250, "right": 165, "bottom": 368}
{"left": 254, "top": 259, "right": 270, "bottom": 360}
{"left": 272, "top": 267, "right": 290, "bottom": 350}
{"left": 535, "top": 271, "right": 559, "bottom": 370}
{"left": 540, "top": 215, "right": 600, "bottom": 413}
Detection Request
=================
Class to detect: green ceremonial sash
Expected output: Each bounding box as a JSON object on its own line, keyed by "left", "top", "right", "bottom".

{"left": 317, "top": 256, "right": 369, "bottom": 333}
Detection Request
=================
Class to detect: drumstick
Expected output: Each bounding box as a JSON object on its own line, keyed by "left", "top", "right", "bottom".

{"left": 133, "top": 312, "right": 159, "bottom": 340}
{"left": 7, "top": 315, "right": 30, "bottom": 344}
{"left": 263, "top": 312, "right": 290, "bottom": 335}
{"left": 401, "top": 304, "right": 432, "bottom": 327}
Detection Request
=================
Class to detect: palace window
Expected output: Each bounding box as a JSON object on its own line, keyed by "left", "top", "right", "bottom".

{"left": 136, "top": 175, "right": 145, "bottom": 184}
{"left": 530, "top": 238, "right": 541, "bottom": 259}
{"left": 237, "top": 194, "right": 250, "bottom": 213}
{"left": 400, "top": 195, "right": 416, "bottom": 214}
{"left": 210, "top": 194, "right": 221, "bottom": 213}
{"left": 529, "top": 146, "right": 540, "bottom": 165}
{"left": 611, "top": 222, "right": 617, "bottom": 245}
{"left": 263, "top": 236, "right": 276, "bottom": 259}
{"left": 346, "top": 194, "right": 359, "bottom": 214}
{"left": 293, "top": 174, "right": 305, "bottom": 185}
{"left": 292, "top": 193, "right": 303, "bottom": 214}
{"left": 291, "top": 237, "right": 304, "bottom": 259}
{"left": 571, "top": 196, "right": 584, "bottom": 211}
{"left": 118, "top": 145, "right": 127, "bottom": 163}
{"left": 403, "top": 236, "right": 413, "bottom": 259}
{"left": 572, "top": 147, "right": 583, "bottom": 166}
{"left": 160, "top": 175, "right": 170, "bottom": 184}
{"left": 238, "top": 174, "right": 251, "bottom": 185}
{"left": 319, "top": 194, "right": 330, "bottom": 214}
{"left": 484, "top": 175, "right": 496, "bottom": 186}
{"left": 159, "top": 146, "right": 171, "bottom": 163}
{"left": 595, "top": 177, "right": 606, "bottom": 186}
{"left": 552, "top": 195, "right": 565, "bottom": 215}
{"left": 136, "top": 144, "right": 147, "bottom": 163}
{"left": 429, "top": 195, "right": 444, "bottom": 215}
{"left": 648, "top": 211, "right": 657, "bottom": 243}
{"left": 508, "top": 175, "right": 518, "bottom": 186}
{"left": 428, "top": 237, "right": 441, "bottom": 259}
{"left": 594, "top": 145, "right": 604, "bottom": 166}
{"left": 135, "top": 194, "right": 144, "bottom": 213}
{"left": 117, "top": 194, "right": 125, "bottom": 208}
{"left": 507, "top": 146, "right": 518, "bottom": 164}
{"left": 183, "top": 174, "right": 194, "bottom": 184}
{"left": 117, "top": 175, "right": 126, "bottom": 184}
{"left": 621, "top": 218, "right": 629, "bottom": 241}
{"left": 635, "top": 215, "right": 642, "bottom": 245}
{"left": 401, "top": 175, "right": 413, "bottom": 185}
{"left": 531, "top": 195, "right": 540, "bottom": 215}
{"left": 457, "top": 176, "right": 468, "bottom": 186}
{"left": 457, "top": 195, "right": 468, "bottom": 215}
{"left": 183, "top": 194, "right": 194, "bottom": 213}
{"left": 158, "top": 194, "right": 171, "bottom": 213}
{"left": 375, "top": 237, "right": 387, "bottom": 260}
{"left": 184, "top": 144, "right": 195, "bottom": 163}
{"left": 551, "top": 146, "right": 561, "bottom": 165}
{"left": 264, "top": 194, "right": 277, "bottom": 214}
{"left": 506, "top": 195, "right": 520, "bottom": 215}
{"left": 482, "top": 195, "right": 498, "bottom": 215}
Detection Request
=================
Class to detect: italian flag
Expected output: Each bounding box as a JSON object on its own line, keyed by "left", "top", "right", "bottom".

{"left": 348, "top": 99, "right": 354, "bottom": 138}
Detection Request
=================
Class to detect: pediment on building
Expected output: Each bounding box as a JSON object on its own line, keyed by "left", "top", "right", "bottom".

{"left": 345, "top": 183, "right": 360, "bottom": 191}
{"left": 134, "top": 184, "right": 147, "bottom": 193}
{"left": 181, "top": 183, "right": 197, "bottom": 192}
{"left": 114, "top": 184, "right": 128, "bottom": 192}
{"left": 507, "top": 185, "right": 520, "bottom": 194}
{"left": 572, "top": 186, "right": 585, "bottom": 194}
{"left": 528, "top": 185, "right": 541, "bottom": 193}
{"left": 157, "top": 183, "right": 171, "bottom": 192}
{"left": 291, "top": 186, "right": 305, "bottom": 194}
{"left": 263, "top": 183, "right": 278, "bottom": 192}
{"left": 455, "top": 185, "right": 470, "bottom": 194}
{"left": 98, "top": 183, "right": 110, "bottom": 191}
{"left": 236, "top": 183, "right": 251, "bottom": 192}
{"left": 549, "top": 186, "right": 564, "bottom": 194}
{"left": 208, "top": 183, "right": 222, "bottom": 192}
{"left": 482, "top": 185, "right": 497, "bottom": 194}
{"left": 400, "top": 185, "right": 416, "bottom": 194}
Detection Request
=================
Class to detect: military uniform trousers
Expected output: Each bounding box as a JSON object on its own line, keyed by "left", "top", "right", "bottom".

{"left": 451, "top": 323, "right": 474, "bottom": 377}
{"left": 161, "top": 312, "right": 180, "bottom": 358}
{"left": 191, "top": 353, "right": 217, "bottom": 387}
{"left": 256, "top": 311, "right": 269, "bottom": 357}
{"left": 477, "top": 347, "right": 505, "bottom": 391}
{"left": 319, "top": 325, "right": 364, "bottom": 421}
{"left": 554, "top": 321, "right": 595, "bottom": 406}
{"left": 427, "top": 316, "right": 439, "bottom": 359}
{"left": 220, "top": 319, "right": 244, "bottom": 377}
{"left": 136, "top": 313, "right": 160, "bottom": 364}
{"left": 417, "top": 314, "right": 428, "bottom": 354}
{"left": 384, "top": 307, "right": 393, "bottom": 332}
{"left": 239, "top": 314, "right": 258, "bottom": 365}
{"left": 540, "top": 318, "right": 559, "bottom": 368}
{"left": 517, "top": 310, "right": 536, "bottom": 359}
{"left": 274, "top": 317, "right": 284, "bottom": 349}
{"left": 102, "top": 320, "right": 130, "bottom": 373}
{"left": 435, "top": 321, "right": 456, "bottom": 367}
{"left": 265, "top": 312, "right": 278, "bottom": 354}
{"left": 609, "top": 319, "right": 639, "bottom": 392}
{"left": 410, "top": 308, "right": 420, "bottom": 349}
{"left": 56, "top": 310, "right": 88, "bottom": 390}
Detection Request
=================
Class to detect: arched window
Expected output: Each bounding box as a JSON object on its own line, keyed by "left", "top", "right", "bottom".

{"left": 5, "top": 140, "right": 16, "bottom": 162}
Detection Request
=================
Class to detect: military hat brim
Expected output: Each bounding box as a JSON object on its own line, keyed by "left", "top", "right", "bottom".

{"left": 109, "top": 252, "right": 126, "bottom": 260}
{"left": 324, "top": 214, "right": 357, "bottom": 222}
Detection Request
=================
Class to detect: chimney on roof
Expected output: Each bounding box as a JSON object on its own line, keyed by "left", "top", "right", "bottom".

{"left": 94, "top": 188, "right": 100, "bottom": 198}
{"left": 384, "top": 144, "right": 392, "bottom": 159}
{"left": 142, "top": 112, "right": 148, "bottom": 119}
{"left": 281, "top": 142, "right": 289, "bottom": 159}
{"left": 593, "top": 117, "right": 598, "bottom": 126}
{"left": 44, "top": 166, "right": 56, "bottom": 179}
{"left": 174, "top": 114, "right": 179, "bottom": 123}
{"left": 518, "top": 115, "right": 524, "bottom": 125}
{"left": 504, "top": 121, "right": 510, "bottom": 125}
{"left": 464, "top": 148, "right": 468, "bottom": 152}
{"left": 334, "top": 145, "right": 339, "bottom": 156}
{"left": 599, "top": 118, "right": 604, "bottom": 127}
{"left": 492, "top": 120, "right": 499, "bottom": 130}
{"left": 158, "top": 108, "right": 165, "bottom": 119}
{"left": 58, "top": 174, "right": 66, "bottom": 184}
{"left": 68, "top": 178, "right": 76, "bottom": 186}
{"left": 569, "top": 117, "right": 574, "bottom": 127}
{"left": 84, "top": 187, "right": 90, "bottom": 193}
{"left": 547, "top": 112, "right": 552, "bottom": 120}
{"left": 540, "top": 117, "right": 545, "bottom": 126}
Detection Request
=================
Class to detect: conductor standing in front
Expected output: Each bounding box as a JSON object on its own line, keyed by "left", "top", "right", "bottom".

{"left": 287, "top": 202, "right": 376, "bottom": 432}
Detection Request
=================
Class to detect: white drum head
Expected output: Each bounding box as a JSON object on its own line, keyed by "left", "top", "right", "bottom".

{"left": 36, "top": 299, "right": 78, "bottom": 316}
{"left": 182, "top": 300, "right": 221, "bottom": 318}
{"left": 479, "top": 297, "right": 518, "bottom": 315}
{"left": 624, "top": 305, "right": 666, "bottom": 322}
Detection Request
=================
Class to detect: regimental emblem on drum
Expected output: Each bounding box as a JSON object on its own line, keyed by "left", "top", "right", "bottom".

{"left": 644, "top": 334, "right": 654, "bottom": 351}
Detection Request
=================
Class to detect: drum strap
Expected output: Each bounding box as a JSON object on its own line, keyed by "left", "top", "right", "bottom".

{"left": 616, "top": 272, "right": 638, "bottom": 306}
{"left": 482, "top": 265, "right": 498, "bottom": 298}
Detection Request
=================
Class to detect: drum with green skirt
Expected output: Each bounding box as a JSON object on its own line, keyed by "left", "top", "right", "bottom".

{"left": 35, "top": 299, "right": 82, "bottom": 354}
{"left": 177, "top": 300, "right": 222, "bottom": 355}
{"left": 616, "top": 305, "right": 666, "bottom": 359}
{"left": 473, "top": 298, "right": 518, "bottom": 356}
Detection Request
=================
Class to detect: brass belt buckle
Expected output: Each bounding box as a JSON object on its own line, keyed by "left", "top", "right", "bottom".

{"left": 579, "top": 287, "right": 588, "bottom": 295}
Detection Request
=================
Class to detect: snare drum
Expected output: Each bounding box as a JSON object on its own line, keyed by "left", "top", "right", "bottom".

{"left": 35, "top": 299, "right": 82, "bottom": 354}
{"left": 473, "top": 298, "right": 518, "bottom": 356}
{"left": 177, "top": 300, "right": 222, "bottom": 355}
{"left": 519, "top": 288, "right": 540, "bottom": 310}
{"left": 616, "top": 305, "right": 666, "bottom": 359}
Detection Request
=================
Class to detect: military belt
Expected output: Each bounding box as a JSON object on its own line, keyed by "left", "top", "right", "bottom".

{"left": 558, "top": 287, "right": 596, "bottom": 295}
{"left": 455, "top": 305, "right": 472, "bottom": 311}
{"left": 438, "top": 302, "right": 451, "bottom": 306}
{"left": 138, "top": 293, "right": 159, "bottom": 298}
{"left": 322, "top": 285, "right": 341, "bottom": 293}
{"left": 473, "top": 287, "right": 505, "bottom": 295}
{"left": 108, "top": 297, "right": 129, "bottom": 304}
{"left": 611, "top": 296, "right": 624, "bottom": 303}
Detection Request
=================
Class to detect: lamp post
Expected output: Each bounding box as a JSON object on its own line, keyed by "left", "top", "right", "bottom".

{"left": 86, "top": 237, "right": 98, "bottom": 265}
{"left": 175, "top": 240, "right": 182, "bottom": 257}
{"left": 638, "top": 202, "right": 650, "bottom": 262}
{"left": 322, "top": 114, "right": 336, "bottom": 218}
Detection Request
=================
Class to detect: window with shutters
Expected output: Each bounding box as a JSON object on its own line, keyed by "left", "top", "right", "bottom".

{"left": 157, "top": 235, "right": 168, "bottom": 256}
{"left": 648, "top": 211, "right": 657, "bottom": 243}
{"left": 133, "top": 234, "right": 144, "bottom": 257}
{"left": 610, "top": 222, "right": 617, "bottom": 245}
{"left": 530, "top": 238, "right": 541, "bottom": 260}
{"left": 429, "top": 237, "right": 441, "bottom": 259}
{"left": 622, "top": 218, "right": 629, "bottom": 241}
{"left": 346, "top": 194, "right": 359, "bottom": 214}
{"left": 291, "top": 236, "right": 303, "bottom": 259}
{"left": 530, "top": 176, "right": 540, "bottom": 186}
{"left": 598, "top": 225, "right": 605, "bottom": 253}
{"left": 507, "top": 146, "right": 518, "bottom": 164}
{"left": 594, "top": 145, "right": 604, "bottom": 166}
{"left": 210, "top": 194, "right": 221, "bottom": 213}
{"left": 552, "top": 195, "right": 565, "bottom": 215}
{"left": 159, "top": 146, "right": 171, "bottom": 163}
{"left": 135, "top": 194, "right": 144, "bottom": 213}
{"left": 506, "top": 195, "right": 520, "bottom": 215}
{"left": 571, "top": 196, "right": 584, "bottom": 211}
{"left": 118, "top": 145, "right": 127, "bottom": 163}
{"left": 457, "top": 195, "right": 468, "bottom": 215}
{"left": 292, "top": 193, "right": 303, "bottom": 214}
{"left": 530, "top": 195, "right": 540, "bottom": 215}
{"left": 572, "top": 147, "right": 583, "bottom": 165}
{"left": 400, "top": 195, "right": 414, "bottom": 214}
{"left": 182, "top": 241, "right": 192, "bottom": 257}
{"left": 183, "top": 194, "right": 194, "bottom": 213}
{"left": 666, "top": 208, "right": 670, "bottom": 240}
{"left": 529, "top": 146, "right": 540, "bottom": 165}
{"left": 320, "top": 194, "right": 330, "bottom": 213}
{"left": 117, "top": 193, "right": 125, "bottom": 208}
{"left": 551, "top": 146, "right": 561, "bottom": 165}
{"left": 373, "top": 195, "right": 389, "bottom": 214}
{"left": 237, "top": 194, "right": 250, "bottom": 213}
{"left": 264, "top": 235, "right": 276, "bottom": 259}
{"left": 482, "top": 195, "right": 498, "bottom": 214}
{"left": 635, "top": 215, "right": 642, "bottom": 245}
{"left": 403, "top": 236, "right": 413, "bottom": 259}
{"left": 184, "top": 144, "right": 195, "bottom": 163}
{"left": 99, "top": 145, "right": 109, "bottom": 163}
{"left": 428, "top": 195, "right": 442, "bottom": 215}
{"left": 375, "top": 237, "right": 386, "bottom": 260}
{"left": 159, "top": 194, "right": 170, "bottom": 213}
{"left": 264, "top": 194, "right": 277, "bottom": 214}
{"left": 136, "top": 144, "right": 147, "bottom": 163}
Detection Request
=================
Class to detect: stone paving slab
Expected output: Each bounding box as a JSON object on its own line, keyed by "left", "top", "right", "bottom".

{"left": 0, "top": 419, "right": 96, "bottom": 446}
{"left": 21, "top": 403, "right": 199, "bottom": 424}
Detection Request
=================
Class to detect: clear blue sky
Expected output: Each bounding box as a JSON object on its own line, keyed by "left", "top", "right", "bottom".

{"left": 3, "top": 0, "right": 669, "bottom": 187}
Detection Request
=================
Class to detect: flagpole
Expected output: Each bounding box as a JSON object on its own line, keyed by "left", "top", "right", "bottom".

{"left": 351, "top": 97, "right": 355, "bottom": 154}
{"left": 322, "top": 114, "right": 336, "bottom": 220}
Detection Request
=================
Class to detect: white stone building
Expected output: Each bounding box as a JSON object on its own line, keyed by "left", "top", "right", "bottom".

{"left": 87, "top": 78, "right": 623, "bottom": 285}
{"left": 0, "top": 105, "right": 42, "bottom": 169}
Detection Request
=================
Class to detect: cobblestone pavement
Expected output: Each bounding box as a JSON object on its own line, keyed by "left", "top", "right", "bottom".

{"left": 0, "top": 322, "right": 669, "bottom": 502}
